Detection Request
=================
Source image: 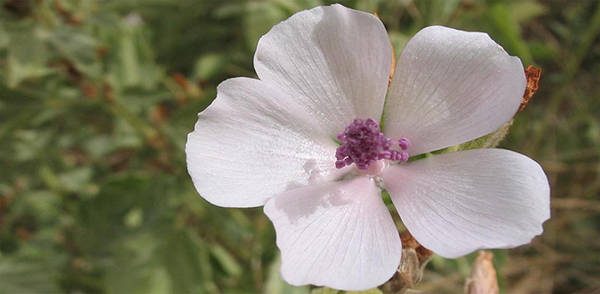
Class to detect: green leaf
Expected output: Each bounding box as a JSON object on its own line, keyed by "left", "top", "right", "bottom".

{"left": 458, "top": 121, "right": 513, "bottom": 151}
{"left": 416, "top": 0, "right": 461, "bottom": 24}
{"left": 486, "top": 3, "right": 533, "bottom": 64}
{"left": 209, "top": 244, "right": 242, "bottom": 277}
{"left": 265, "top": 255, "right": 310, "bottom": 294}
{"left": 159, "top": 230, "right": 206, "bottom": 293}
{"left": 4, "top": 26, "right": 53, "bottom": 88}
{"left": 509, "top": 1, "right": 548, "bottom": 24}
{"left": 348, "top": 289, "right": 384, "bottom": 294}
{"left": 0, "top": 255, "right": 60, "bottom": 293}
{"left": 57, "top": 167, "right": 94, "bottom": 195}
{"left": 48, "top": 28, "right": 101, "bottom": 78}
{"left": 244, "top": 2, "right": 287, "bottom": 50}
{"left": 311, "top": 287, "right": 339, "bottom": 294}
{"left": 193, "top": 53, "right": 227, "bottom": 81}
{"left": 105, "top": 234, "right": 170, "bottom": 294}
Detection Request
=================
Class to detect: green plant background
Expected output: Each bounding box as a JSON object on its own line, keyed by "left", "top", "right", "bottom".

{"left": 0, "top": 0, "right": 598, "bottom": 293}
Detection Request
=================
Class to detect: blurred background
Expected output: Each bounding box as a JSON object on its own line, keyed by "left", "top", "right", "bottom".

{"left": 0, "top": 0, "right": 598, "bottom": 293}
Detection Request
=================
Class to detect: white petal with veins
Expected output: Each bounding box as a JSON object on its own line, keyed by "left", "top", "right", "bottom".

{"left": 186, "top": 77, "right": 340, "bottom": 208}
{"left": 255, "top": 4, "right": 392, "bottom": 137}
{"left": 384, "top": 26, "right": 526, "bottom": 155}
{"left": 264, "top": 177, "right": 401, "bottom": 291}
{"left": 383, "top": 148, "right": 550, "bottom": 258}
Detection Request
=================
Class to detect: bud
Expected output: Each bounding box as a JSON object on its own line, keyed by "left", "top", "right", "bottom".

{"left": 465, "top": 251, "right": 499, "bottom": 294}
{"left": 381, "top": 231, "right": 433, "bottom": 293}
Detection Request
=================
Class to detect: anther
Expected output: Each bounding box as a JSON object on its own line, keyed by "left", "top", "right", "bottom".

{"left": 335, "top": 118, "right": 410, "bottom": 170}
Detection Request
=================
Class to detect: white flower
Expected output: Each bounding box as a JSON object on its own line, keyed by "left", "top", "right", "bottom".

{"left": 185, "top": 4, "right": 550, "bottom": 291}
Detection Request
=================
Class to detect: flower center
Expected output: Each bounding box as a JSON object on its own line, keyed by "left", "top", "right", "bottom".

{"left": 335, "top": 118, "right": 410, "bottom": 170}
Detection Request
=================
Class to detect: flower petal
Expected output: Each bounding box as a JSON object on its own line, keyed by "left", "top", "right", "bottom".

{"left": 186, "top": 77, "right": 341, "bottom": 208}
{"left": 254, "top": 4, "right": 392, "bottom": 136}
{"left": 383, "top": 26, "right": 526, "bottom": 155}
{"left": 382, "top": 149, "right": 550, "bottom": 258}
{"left": 264, "top": 177, "right": 401, "bottom": 290}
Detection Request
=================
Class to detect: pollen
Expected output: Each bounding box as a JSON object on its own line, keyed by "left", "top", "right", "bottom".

{"left": 335, "top": 118, "right": 410, "bottom": 170}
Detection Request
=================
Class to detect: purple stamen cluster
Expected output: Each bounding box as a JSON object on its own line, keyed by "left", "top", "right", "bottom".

{"left": 335, "top": 118, "right": 410, "bottom": 170}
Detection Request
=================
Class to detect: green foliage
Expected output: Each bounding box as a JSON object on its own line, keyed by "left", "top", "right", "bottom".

{"left": 0, "top": 0, "right": 598, "bottom": 293}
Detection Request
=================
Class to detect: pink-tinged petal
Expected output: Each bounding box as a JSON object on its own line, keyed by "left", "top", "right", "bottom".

{"left": 186, "top": 77, "right": 341, "bottom": 208}
{"left": 264, "top": 177, "right": 401, "bottom": 291}
{"left": 384, "top": 26, "right": 526, "bottom": 155}
{"left": 383, "top": 149, "right": 550, "bottom": 258}
{"left": 254, "top": 4, "right": 392, "bottom": 137}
